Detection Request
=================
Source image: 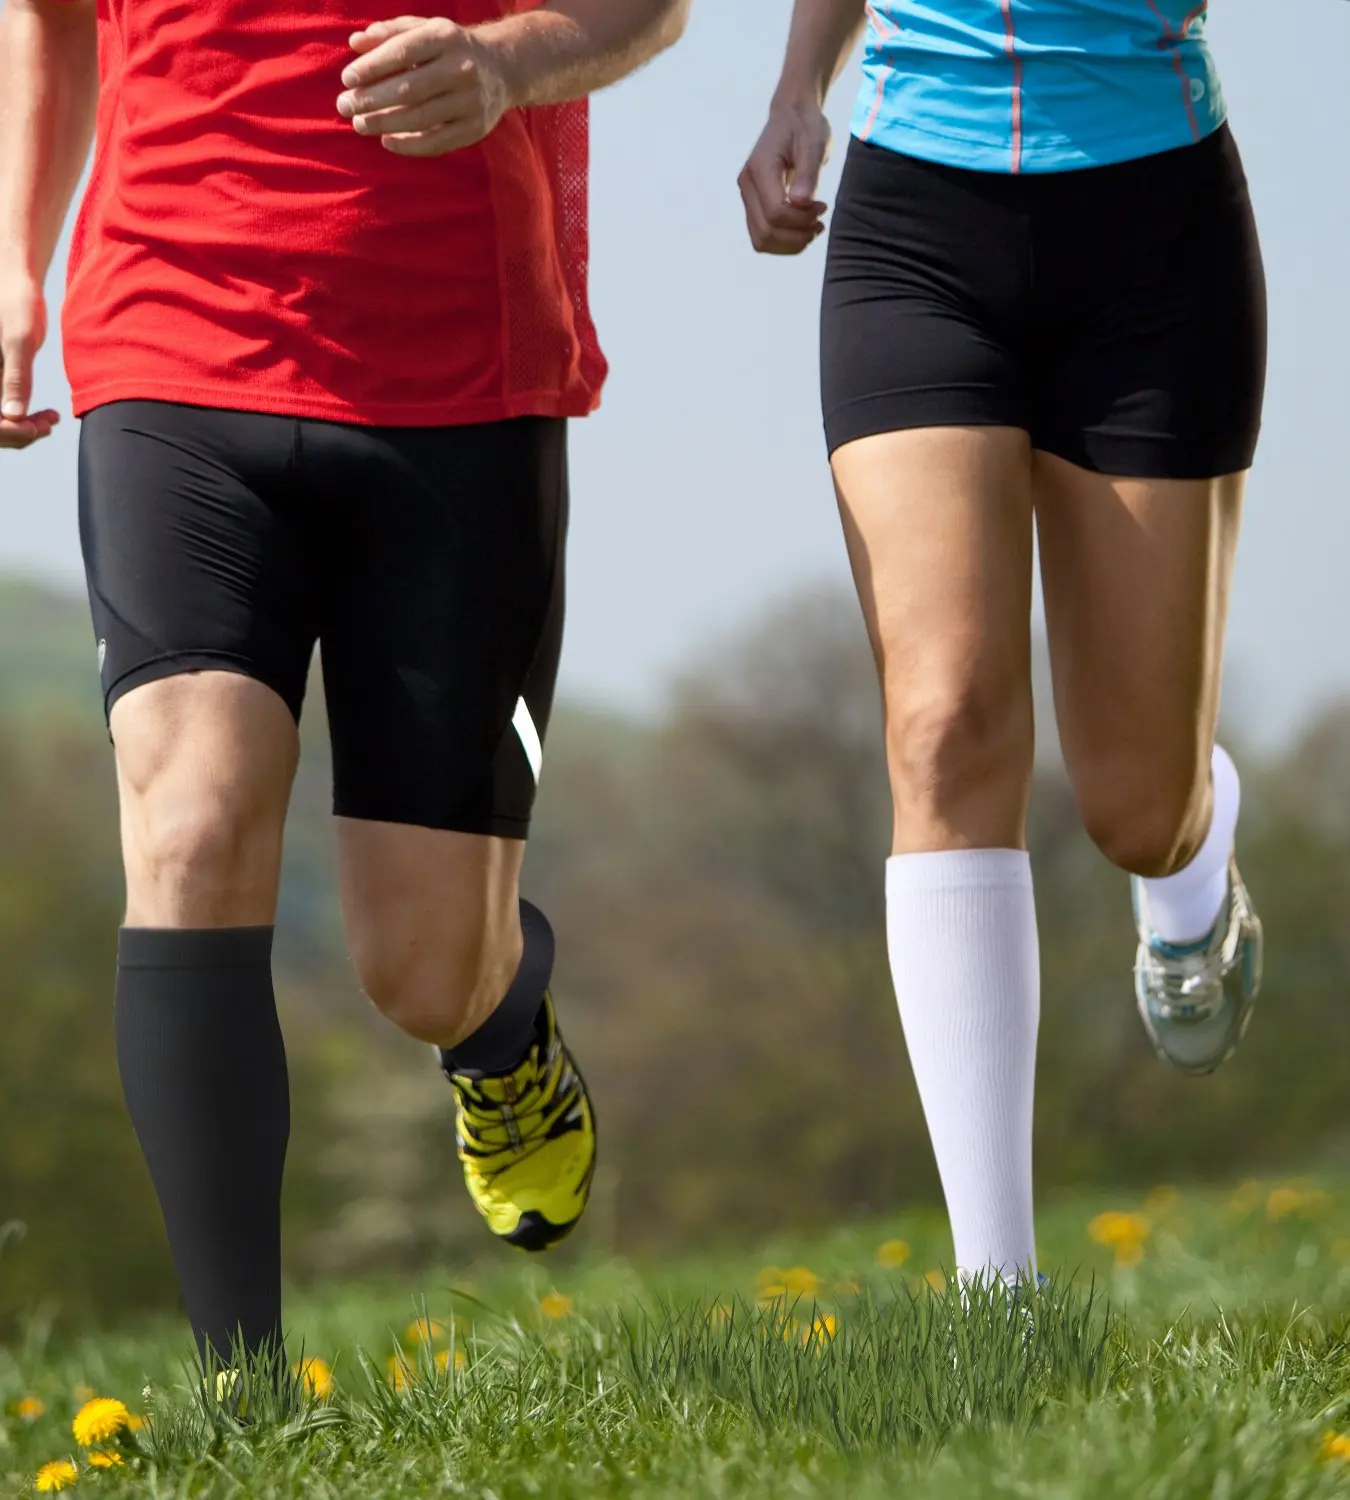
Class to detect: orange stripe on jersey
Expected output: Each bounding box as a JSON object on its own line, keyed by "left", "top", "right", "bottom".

{"left": 859, "top": 5, "right": 900, "bottom": 142}
{"left": 1146, "top": 0, "right": 1202, "bottom": 141}
{"left": 1000, "top": 0, "right": 1023, "bottom": 174}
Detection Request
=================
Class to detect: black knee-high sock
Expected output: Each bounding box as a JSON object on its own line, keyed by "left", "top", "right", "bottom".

{"left": 115, "top": 926, "right": 289, "bottom": 1368}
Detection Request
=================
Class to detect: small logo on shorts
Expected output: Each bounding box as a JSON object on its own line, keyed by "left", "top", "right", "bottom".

{"left": 97, "top": 638, "right": 107, "bottom": 673}
{"left": 1189, "top": 77, "right": 1206, "bottom": 103}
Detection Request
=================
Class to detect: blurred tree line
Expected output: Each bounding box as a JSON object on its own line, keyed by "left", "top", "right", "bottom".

{"left": 1, "top": 577, "right": 1349, "bottom": 1329}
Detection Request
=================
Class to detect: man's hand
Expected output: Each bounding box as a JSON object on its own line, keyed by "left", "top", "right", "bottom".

{"left": 739, "top": 102, "right": 832, "bottom": 256}
{"left": 0, "top": 272, "right": 59, "bottom": 451}
{"left": 338, "top": 17, "right": 512, "bottom": 158}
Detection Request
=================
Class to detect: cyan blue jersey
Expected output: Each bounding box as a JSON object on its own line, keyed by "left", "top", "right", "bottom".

{"left": 852, "top": 1, "right": 1225, "bottom": 173}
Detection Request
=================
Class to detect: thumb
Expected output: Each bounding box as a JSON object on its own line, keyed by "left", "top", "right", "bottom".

{"left": 786, "top": 129, "right": 827, "bottom": 205}
{"left": 1, "top": 328, "right": 35, "bottom": 420}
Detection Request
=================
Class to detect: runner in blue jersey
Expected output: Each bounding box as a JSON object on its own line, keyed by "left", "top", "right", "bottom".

{"left": 739, "top": 2, "right": 1265, "bottom": 1293}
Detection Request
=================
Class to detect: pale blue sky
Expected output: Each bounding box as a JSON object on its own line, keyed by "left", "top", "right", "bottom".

{"left": 2, "top": 1, "right": 1348, "bottom": 746}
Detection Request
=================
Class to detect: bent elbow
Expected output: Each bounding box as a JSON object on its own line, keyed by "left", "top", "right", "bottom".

{"left": 656, "top": 0, "right": 692, "bottom": 51}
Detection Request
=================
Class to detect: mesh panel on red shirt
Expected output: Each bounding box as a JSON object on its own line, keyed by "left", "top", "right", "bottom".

{"left": 526, "top": 101, "right": 607, "bottom": 402}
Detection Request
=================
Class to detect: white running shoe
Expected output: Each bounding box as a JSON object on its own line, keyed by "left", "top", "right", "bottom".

{"left": 1131, "top": 856, "right": 1263, "bottom": 1076}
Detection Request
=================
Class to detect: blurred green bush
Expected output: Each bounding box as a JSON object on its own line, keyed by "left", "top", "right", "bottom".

{"left": 1, "top": 578, "right": 1348, "bottom": 1329}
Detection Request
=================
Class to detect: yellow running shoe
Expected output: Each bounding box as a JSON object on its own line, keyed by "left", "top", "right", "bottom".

{"left": 443, "top": 991, "right": 595, "bottom": 1251}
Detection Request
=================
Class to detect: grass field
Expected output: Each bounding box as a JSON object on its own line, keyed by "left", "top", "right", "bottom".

{"left": 4, "top": 1179, "right": 1350, "bottom": 1498}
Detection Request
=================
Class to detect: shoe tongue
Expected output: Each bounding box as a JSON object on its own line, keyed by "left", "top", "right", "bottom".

{"left": 475, "top": 1058, "right": 537, "bottom": 1102}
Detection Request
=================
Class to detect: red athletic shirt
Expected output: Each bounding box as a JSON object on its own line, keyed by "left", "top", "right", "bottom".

{"left": 61, "top": 0, "right": 607, "bottom": 426}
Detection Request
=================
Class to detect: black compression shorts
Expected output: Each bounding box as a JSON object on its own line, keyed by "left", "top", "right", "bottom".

{"left": 821, "top": 123, "right": 1267, "bottom": 477}
{"left": 79, "top": 401, "right": 567, "bottom": 837}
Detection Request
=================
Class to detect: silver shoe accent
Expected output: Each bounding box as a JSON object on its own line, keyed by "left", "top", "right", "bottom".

{"left": 1131, "top": 856, "right": 1263, "bottom": 1076}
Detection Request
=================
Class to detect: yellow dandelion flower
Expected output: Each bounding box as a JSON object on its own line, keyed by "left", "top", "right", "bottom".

{"left": 781, "top": 1267, "right": 821, "bottom": 1297}
{"left": 923, "top": 1270, "right": 947, "bottom": 1292}
{"left": 86, "top": 1451, "right": 123, "bottom": 1469}
{"left": 34, "top": 1460, "right": 80, "bottom": 1493}
{"left": 292, "top": 1357, "right": 333, "bottom": 1398}
{"left": 434, "top": 1349, "right": 467, "bottom": 1373}
{"left": 11, "top": 1395, "right": 45, "bottom": 1422}
{"left": 1268, "top": 1185, "right": 1332, "bottom": 1222}
{"left": 386, "top": 1355, "right": 412, "bottom": 1393}
{"left": 1227, "top": 1180, "right": 1264, "bottom": 1216}
{"left": 71, "top": 1399, "right": 129, "bottom": 1448}
{"left": 72, "top": 1387, "right": 95, "bottom": 1405}
{"left": 1322, "top": 1431, "right": 1350, "bottom": 1461}
{"left": 404, "top": 1318, "right": 446, "bottom": 1346}
{"left": 1267, "top": 1186, "right": 1304, "bottom": 1222}
{"left": 801, "top": 1313, "right": 837, "bottom": 1348}
{"left": 539, "top": 1292, "right": 572, "bottom": 1320}
{"left": 876, "top": 1239, "right": 911, "bottom": 1270}
{"left": 1144, "top": 1185, "right": 1180, "bottom": 1216}
{"left": 1087, "top": 1211, "right": 1150, "bottom": 1265}
{"left": 125, "top": 1415, "right": 145, "bottom": 1434}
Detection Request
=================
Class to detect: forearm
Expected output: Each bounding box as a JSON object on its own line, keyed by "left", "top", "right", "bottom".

{"left": 772, "top": 0, "right": 866, "bottom": 108}
{"left": 476, "top": 0, "right": 689, "bottom": 111}
{"left": 0, "top": 0, "right": 98, "bottom": 280}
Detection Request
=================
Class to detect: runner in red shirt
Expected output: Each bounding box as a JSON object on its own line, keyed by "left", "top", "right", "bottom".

{"left": 0, "top": 0, "right": 686, "bottom": 1373}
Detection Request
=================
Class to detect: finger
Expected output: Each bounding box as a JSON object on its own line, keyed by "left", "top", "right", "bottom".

{"left": 741, "top": 156, "right": 821, "bottom": 235}
{"left": 380, "top": 120, "right": 485, "bottom": 157}
{"left": 739, "top": 174, "right": 820, "bottom": 255}
{"left": 0, "top": 419, "right": 40, "bottom": 450}
{"left": 741, "top": 181, "right": 810, "bottom": 255}
{"left": 348, "top": 15, "right": 423, "bottom": 50}
{"left": 341, "top": 21, "right": 455, "bottom": 89}
{"left": 342, "top": 61, "right": 468, "bottom": 121}
{"left": 765, "top": 200, "right": 826, "bottom": 235}
{"left": 786, "top": 132, "right": 829, "bottom": 207}
{"left": 760, "top": 225, "right": 822, "bottom": 256}
{"left": 740, "top": 181, "right": 822, "bottom": 248}
{"left": 352, "top": 93, "right": 470, "bottom": 137}
{"left": 0, "top": 331, "right": 36, "bottom": 420}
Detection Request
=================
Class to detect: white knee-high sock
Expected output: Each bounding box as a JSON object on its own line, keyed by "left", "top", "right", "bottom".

{"left": 1137, "top": 745, "right": 1241, "bottom": 944}
{"left": 885, "top": 849, "right": 1039, "bottom": 1284}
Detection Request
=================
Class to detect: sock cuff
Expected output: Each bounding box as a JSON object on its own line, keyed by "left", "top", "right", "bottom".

{"left": 886, "top": 848, "right": 1031, "bottom": 896}
{"left": 1212, "top": 743, "right": 1240, "bottom": 828}
{"left": 118, "top": 926, "right": 275, "bottom": 970}
{"left": 440, "top": 900, "right": 553, "bottom": 1075}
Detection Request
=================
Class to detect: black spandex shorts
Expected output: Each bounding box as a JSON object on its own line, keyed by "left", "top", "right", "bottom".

{"left": 79, "top": 401, "right": 567, "bottom": 837}
{"left": 821, "top": 123, "right": 1267, "bottom": 476}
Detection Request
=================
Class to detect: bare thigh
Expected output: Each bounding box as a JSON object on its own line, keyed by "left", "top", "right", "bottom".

{"left": 337, "top": 820, "right": 526, "bottom": 1049}
{"left": 1035, "top": 452, "right": 1245, "bottom": 876}
{"left": 831, "top": 426, "right": 1036, "bottom": 854}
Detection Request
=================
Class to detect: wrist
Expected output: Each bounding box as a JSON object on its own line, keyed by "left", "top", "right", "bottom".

{"left": 467, "top": 17, "right": 538, "bottom": 114}
{"left": 771, "top": 71, "right": 828, "bottom": 113}
{"left": 0, "top": 257, "right": 41, "bottom": 290}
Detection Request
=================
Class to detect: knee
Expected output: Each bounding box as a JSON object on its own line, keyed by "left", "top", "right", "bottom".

{"left": 886, "top": 680, "right": 1033, "bottom": 832}
{"left": 352, "top": 920, "right": 522, "bottom": 1049}
{"left": 1073, "top": 749, "right": 1209, "bottom": 876}
{"left": 128, "top": 785, "right": 283, "bottom": 917}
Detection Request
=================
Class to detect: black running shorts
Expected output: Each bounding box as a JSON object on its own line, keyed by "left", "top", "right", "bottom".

{"left": 821, "top": 124, "right": 1267, "bottom": 477}
{"left": 79, "top": 402, "right": 567, "bottom": 837}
